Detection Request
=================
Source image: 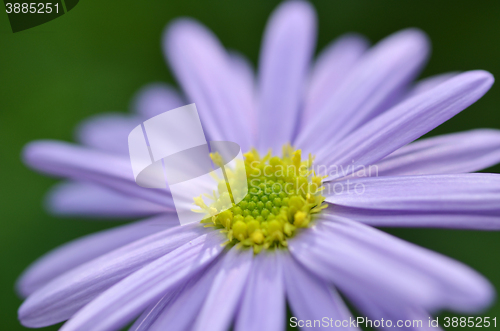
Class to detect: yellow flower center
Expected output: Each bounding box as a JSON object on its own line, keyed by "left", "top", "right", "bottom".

{"left": 195, "top": 144, "right": 327, "bottom": 254}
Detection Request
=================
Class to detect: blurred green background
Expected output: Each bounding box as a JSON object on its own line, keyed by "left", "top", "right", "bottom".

{"left": 1, "top": 0, "right": 500, "bottom": 330}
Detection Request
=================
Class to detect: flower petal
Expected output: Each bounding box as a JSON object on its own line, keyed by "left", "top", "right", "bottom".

{"left": 17, "top": 215, "right": 176, "bottom": 298}
{"left": 235, "top": 251, "right": 285, "bottom": 331}
{"left": 46, "top": 181, "right": 169, "bottom": 218}
{"left": 370, "top": 129, "right": 500, "bottom": 176}
{"left": 404, "top": 72, "right": 458, "bottom": 100}
{"left": 297, "top": 29, "right": 429, "bottom": 153}
{"left": 317, "top": 70, "right": 494, "bottom": 179}
{"left": 164, "top": 19, "right": 254, "bottom": 151}
{"left": 147, "top": 258, "right": 223, "bottom": 331}
{"left": 345, "top": 294, "right": 438, "bottom": 331}
{"left": 193, "top": 247, "right": 254, "bottom": 331}
{"left": 282, "top": 253, "right": 358, "bottom": 331}
{"left": 59, "top": 231, "right": 225, "bottom": 331}
{"left": 23, "top": 140, "right": 175, "bottom": 208}
{"left": 289, "top": 217, "right": 494, "bottom": 313}
{"left": 326, "top": 205, "right": 500, "bottom": 230}
{"left": 76, "top": 113, "right": 142, "bottom": 155}
{"left": 132, "top": 83, "right": 185, "bottom": 120}
{"left": 228, "top": 51, "right": 257, "bottom": 141}
{"left": 325, "top": 173, "right": 500, "bottom": 212}
{"left": 300, "top": 33, "right": 369, "bottom": 128}
{"left": 257, "top": 0, "right": 316, "bottom": 152}
{"left": 19, "top": 223, "right": 210, "bottom": 327}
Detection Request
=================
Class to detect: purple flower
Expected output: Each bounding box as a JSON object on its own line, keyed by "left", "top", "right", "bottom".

{"left": 17, "top": 1, "right": 500, "bottom": 330}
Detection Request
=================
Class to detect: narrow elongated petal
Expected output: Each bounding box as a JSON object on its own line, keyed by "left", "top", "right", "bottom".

{"left": 228, "top": 51, "right": 257, "bottom": 141}
{"left": 325, "top": 173, "right": 500, "bottom": 211}
{"left": 346, "top": 294, "right": 438, "bottom": 331}
{"left": 75, "top": 113, "right": 142, "bottom": 155}
{"left": 370, "top": 129, "right": 500, "bottom": 176}
{"left": 193, "top": 247, "right": 254, "bottom": 331}
{"left": 128, "top": 289, "right": 180, "bottom": 331}
{"left": 257, "top": 0, "right": 316, "bottom": 152}
{"left": 235, "top": 251, "right": 285, "bottom": 331}
{"left": 59, "top": 231, "right": 225, "bottom": 331}
{"left": 404, "top": 72, "right": 458, "bottom": 100}
{"left": 46, "top": 181, "right": 169, "bottom": 218}
{"left": 297, "top": 29, "right": 429, "bottom": 153}
{"left": 22, "top": 141, "right": 175, "bottom": 208}
{"left": 19, "top": 224, "right": 210, "bottom": 327}
{"left": 17, "top": 215, "right": 176, "bottom": 297}
{"left": 317, "top": 70, "right": 494, "bottom": 179}
{"left": 326, "top": 205, "right": 500, "bottom": 230}
{"left": 132, "top": 83, "right": 185, "bottom": 119}
{"left": 164, "top": 19, "right": 253, "bottom": 151}
{"left": 289, "top": 217, "right": 494, "bottom": 313}
{"left": 148, "top": 258, "right": 223, "bottom": 331}
{"left": 300, "top": 34, "right": 369, "bottom": 127}
{"left": 282, "top": 254, "right": 358, "bottom": 331}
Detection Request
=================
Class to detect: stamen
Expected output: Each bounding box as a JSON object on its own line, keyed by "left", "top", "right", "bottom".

{"left": 195, "top": 144, "right": 327, "bottom": 253}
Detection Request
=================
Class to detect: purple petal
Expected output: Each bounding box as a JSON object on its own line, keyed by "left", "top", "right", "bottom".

{"left": 317, "top": 70, "right": 494, "bottom": 179}
{"left": 148, "top": 258, "right": 223, "bottom": 331}
{"left": 297, "top": 29, "right": 429, "bottom": 153}
{"left": 46, "top": 181, "right": 169, "bottom": 218}
{"left": 193, "top": 247, "right": 254, "bottom": 331}
{"left": 19, "top": 224, "right": 210, "bottom": 327}
{"left": 17, "top": 215, "right": 176, "bottom": 298}
{"left": 301, "top": 34, "right": 369, "bottom": 128}
{"left": 289, "top": 217, "right": 494, "bottom": 313}
{"left": 128, "top": 290, "right": 180, "bottom": 331}
{"left": 324, "top": 173, "right": 500, "bottom": 212}
{"left": 282, "top": 253, "right": 358, "bottom": 331}
{"left": 371, "top": 129, "right": 500, "bottom": 176}
{"left": 345, "top": 294, "right": 439, "bottom": 331}
{"left": 132, "top": 83, "right": 185, "bottom": 120}
{"left": 235, "top": 251, "right": 285, "bottom": 331}
{"left": 164, "top": 19, "right": 254, "bottom": 151}
{"left": 76, "top": 113, "right": 142, "bottom": 155}
{"left": 23, "top": 140, "right": 175, "bottom": 208}
{"left": 257, "top": 0, "right": 316, "bottom": 152}
{"left": 228, "top": 51, "right": 258, "bottom": 140}
{"left": 326, "top": 205, "right": 500, "bottom": 230}
{"left": 404, "top": 72, "right": 458, "bottom": 100}
{"left": 59, "top": 231, "right": 225, "bottom": 331}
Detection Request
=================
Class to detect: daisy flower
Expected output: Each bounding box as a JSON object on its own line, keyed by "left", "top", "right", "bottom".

{"left": 17, "top": 1, "right": 500, "bottom": 330}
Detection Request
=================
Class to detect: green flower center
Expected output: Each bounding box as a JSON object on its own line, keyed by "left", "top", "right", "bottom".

{"left": 195, "top": 144, "right": 327, "bottom": 254}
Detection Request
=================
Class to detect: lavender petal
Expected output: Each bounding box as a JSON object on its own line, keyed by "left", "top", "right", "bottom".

{"left": 300, "top": 33, "right": 369, "bottom": 128}
{"left": 23, "top": 140, "right": 175, "bottom": 208}
{"left": 297, "top": 29, "right": 429, "bottom": 153}
{"left": 148, "top": 258, "right": 223, "bottom": 331}
{"left": 17, "top": 215, "right": 176, "bottom": 298}
{"left": 164, "top": 19, "right": 254, "bottom": 151}
{"left": 235, "top": 251, "right": 285, "bottom": 331}
{"left": 371, "top": 129, "right": 500, "bottom": 177}
{"left": 317, "top": 70, "right": 494, "bottom": 179}
{"left": 46, "top": 181, "right": 169, "bottom": 218}
{"left": 75, "top": 113, "right": 142, "bottom": 155}
{"left": 289, "top": 217, "right": 494, "bottom": 314}
{"left": 324, "top": 173, "right": 500, "bottom": 212}
{"left": 257, "top": 0, "right": 316, "bottom": 152}
{"left": 18, "top": 224, "right": 210, "bottom": 327}
{"left": 282, "top": 253, "right": 358, "bottom": 330}
{"left": 193, "top": 247, "right": 253, "bottom": 331}
{"left": 132, "top": 83, "right": 185, "bottom": 120}
{"left": 59, "top": 231, "right": 225, "bottom": 331}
